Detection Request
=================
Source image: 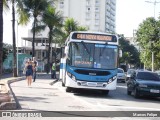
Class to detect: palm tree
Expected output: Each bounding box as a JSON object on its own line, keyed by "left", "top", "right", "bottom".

{"left": 0, "top": 0, "right": 3, "bottom": 78}
{"left": 77, "top": 26, "right": 88, "bottom": 31}
{"left": 17, "top": 0, "right": 53, "bottom": 58}
{"left": 12, "top": 0, "right": 17, "bottom": 77}
{"left": 64, "top": 18, "right": 78, "bottom": 36}
{"left": 41, "top": 6, "right": 63, "bottom": 73}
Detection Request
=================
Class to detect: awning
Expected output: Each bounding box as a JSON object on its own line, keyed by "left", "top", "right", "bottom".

{"left": 22, "top": 37, "right": 48, "bottom": 43}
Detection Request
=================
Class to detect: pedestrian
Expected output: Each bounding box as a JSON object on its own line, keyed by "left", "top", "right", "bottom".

{"left": 24, "top": 58, "right": 33, "bottom": 87}
{"left": 51, "top": 62, "right": 56, "bottom": 79}
{"left": 32, "top": 57, "right": 38, "bottom": 82}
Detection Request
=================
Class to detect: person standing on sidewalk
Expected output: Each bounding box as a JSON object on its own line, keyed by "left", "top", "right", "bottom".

{"left": 25, "top": 58, "right": 33, "bottom": 86}
{"left": 32, "top": 57, "right": 38, "bottom": 82}
{"left": 51, "top": 62, "right": 56, "bottom": 79}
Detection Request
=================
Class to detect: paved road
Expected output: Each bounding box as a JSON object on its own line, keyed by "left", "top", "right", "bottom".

{"left": 3, "top": 74, "right": 160, "bottom": 120}
{"left": 56, "top": 82, "right": 160, "bottom": 111}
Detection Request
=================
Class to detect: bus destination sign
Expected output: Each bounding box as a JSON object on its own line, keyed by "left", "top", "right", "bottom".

{"left": 72, "top": 33, "right": 117, "bottom": 42}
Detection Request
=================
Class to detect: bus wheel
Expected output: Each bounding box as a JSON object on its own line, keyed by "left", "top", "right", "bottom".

{"left": 101, "top": 90, "right": 109, "bottom": 95}
{"left": 66, "top": 87, "right": 72, "bottom": 92}
{"left": 62, "top": 81, "right": 65, "bottom": 87}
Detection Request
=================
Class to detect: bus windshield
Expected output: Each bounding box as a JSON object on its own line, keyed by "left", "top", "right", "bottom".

{"left": 68, "top": 42, "right": 118, "bottom": 69}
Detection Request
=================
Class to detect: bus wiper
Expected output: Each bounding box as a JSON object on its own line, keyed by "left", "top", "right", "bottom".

{"left": 81, "top": 41, "right": 91, "bottom": 56}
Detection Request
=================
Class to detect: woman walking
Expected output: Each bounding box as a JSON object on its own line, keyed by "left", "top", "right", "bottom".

{"left": 25, "top": 58, "right": 33, "bottom": 86}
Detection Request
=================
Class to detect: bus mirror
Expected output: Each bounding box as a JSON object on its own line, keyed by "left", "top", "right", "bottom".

{"left": 64, "top": 47, "right": 69, "bottom": 54}
{"left": 119, "top": 49, "right": 122, "bottom": 58}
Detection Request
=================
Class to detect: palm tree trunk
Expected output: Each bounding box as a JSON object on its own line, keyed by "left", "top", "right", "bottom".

{"left": 12, "top": 0, "right": 17, "bottom": 77}
{"left": 32, "top": 17, "right": 36, "bottom": 58}
{"left": 47, "top": 30, "right": 52, "bottom": 64}
{"left": 46, "top": 29, "right": 52, "bottom": 74}
{"left": 54, "top": 40, "right": 57, "bottom": 68}
{"left": 0, "top": 0, "right": 3, "bottom": 78}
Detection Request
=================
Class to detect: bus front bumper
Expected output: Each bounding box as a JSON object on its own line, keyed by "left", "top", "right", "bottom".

{"left": 65, "top": 75, "right": 117, "bottom": 90}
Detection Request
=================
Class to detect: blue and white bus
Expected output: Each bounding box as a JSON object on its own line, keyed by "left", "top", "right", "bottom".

{"left": 60, "top": 31, "right": 119, "bottom": 94}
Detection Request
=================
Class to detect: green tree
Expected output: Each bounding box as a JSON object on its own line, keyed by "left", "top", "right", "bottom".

{"left": 43, "top": 6, "right": 63, "bottom": 64}
{"left": 119, "top": 35, "right": 140, "bottom": 68}
{"left": 41, "top": 6, "right": 63, "bottom": 73}
{"left": 77, "top": 26, "right": 88, "bottom": 31}
{"left": 136, "top": 17, "right": 160, "bottom": 69}
{"left": 64, "top": 18, "right": 78, "bottom": 36}
{"left": 17, "top": 0, "right": 53, "bottom": 58}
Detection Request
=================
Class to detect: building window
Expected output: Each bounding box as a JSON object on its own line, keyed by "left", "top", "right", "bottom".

{"left": 95, "top": 20, "right": 99, "bottom": 25}
{"left": 86, "top": 0, "right": 90, "bottom": 6}
{"left": 86, "top": 7, "right": 91, "bottom": 13}
{"left": 59, "top": 1, "right": 64, "bottom": 8}
{"left": 95, "top": 0, "right": 99, "bottom": 6}
{"left": 86, "top": 13, "right": 91, "bottom": 19}
{"left": 95, "top": 13, "right": 99, "bottom": 19}
{"left": 95, "top": 7, "right": 99, "bottom": 12}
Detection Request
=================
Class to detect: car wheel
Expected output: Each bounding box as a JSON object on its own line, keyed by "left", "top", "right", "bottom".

{"left": 134, "top": 88, "right": 140, "bottom": 98}
{"left": 66, "top": 87, "right": 72, "bottom": 92}
{"left": 101, "top": 90, "right": 109, "bottom": 95}
{"left": 127, "top": 88, "right": 131, "bottom": 95}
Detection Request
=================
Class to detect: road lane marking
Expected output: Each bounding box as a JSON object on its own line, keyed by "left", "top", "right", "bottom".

{"left": 117, "top": 86, "right": 127, "bottom": 88}
{"left": 96, "top": 102, "right": 160, "bottom": 111}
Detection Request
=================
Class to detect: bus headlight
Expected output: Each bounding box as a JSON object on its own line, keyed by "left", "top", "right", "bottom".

{"left": 108, "top": 78, "right": 113, "bottom": 84}
{"left": 72, "top": 75, "right": 76, "bottom": 81}
{"left": 67, "top": 72, "right": 76, "bottom": 81}
{"left": 67, "top": 72, "right": 72, "bottom": 77}
{"left": 113, "top": 76, "right": 117, "bottom": 80}
{"left": 107, "top": 76, "right": 117, "bottom": 84}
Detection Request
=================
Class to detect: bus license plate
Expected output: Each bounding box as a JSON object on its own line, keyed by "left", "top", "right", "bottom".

{"left": 87, "top": 82, "right": 97, "bottom": 87}
{"left": 150, "top": 89, "right": 159, "bottom": 93}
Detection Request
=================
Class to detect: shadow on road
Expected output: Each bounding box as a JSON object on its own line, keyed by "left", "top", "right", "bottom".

{"left": 71, "top": 83, "right": 160, "bottom": 104}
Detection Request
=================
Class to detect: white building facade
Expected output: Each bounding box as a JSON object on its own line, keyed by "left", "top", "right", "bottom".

{"left": 55, "top": 0, "right": 116, "bottom": 33}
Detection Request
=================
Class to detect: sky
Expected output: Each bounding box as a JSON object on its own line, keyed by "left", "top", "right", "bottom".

{"left": 116, "top": 0, "right": 160, "bottom": 37}
{"left": 3, "top": 0, "right": 160, "bottom": 46}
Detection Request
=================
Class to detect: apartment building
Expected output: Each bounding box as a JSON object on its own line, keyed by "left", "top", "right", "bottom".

{"left": 55, "top": 0, "right": 116, "bottom": 33}
{"left": 19, "top": 0, "right": 116, "bottom": 68}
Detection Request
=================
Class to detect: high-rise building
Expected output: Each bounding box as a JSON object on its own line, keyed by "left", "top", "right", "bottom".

{"left": 55, "top": 0, "right": 116, "bottom": 33}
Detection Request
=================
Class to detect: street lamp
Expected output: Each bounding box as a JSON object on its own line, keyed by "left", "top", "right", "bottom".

{"left": 145, "top": 0, "right": 160, "bottom": 18}
{"left": 16, "top": 21, "right": 19, "bottom": 76}
{"left": 145, "top": 0, "right": 160, "bottom": 72}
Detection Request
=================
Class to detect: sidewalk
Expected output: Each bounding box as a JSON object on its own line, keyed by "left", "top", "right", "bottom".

{"left": 0, "top": 72, "right": 67, "bottom": 110}
{"left": 0, "top": 74, "right": 26, "bottom": 110}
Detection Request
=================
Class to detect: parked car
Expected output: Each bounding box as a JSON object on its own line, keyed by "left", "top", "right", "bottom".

{"left": 117, "top": 68, "right": 126, "bottom": 83}
{"left": 126, "top": 69, "right": 136, "bottom": 81}
{"left": 155, "top": 70, "right": 160, "bottom": 78}
{"left": 127, "top": 71, "right": 160, "bottom": 98}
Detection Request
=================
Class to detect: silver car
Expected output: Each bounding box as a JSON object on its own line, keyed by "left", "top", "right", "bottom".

{"left": 117, "top": 68, "right": 126, "bottom": 83}
{"left": 126, "top": 69, "right": 136, "bottom": 81}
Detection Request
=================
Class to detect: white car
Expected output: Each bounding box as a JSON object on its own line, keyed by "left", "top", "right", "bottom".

{"left": 117, "top": 68, "right": 126, "bottom": 83}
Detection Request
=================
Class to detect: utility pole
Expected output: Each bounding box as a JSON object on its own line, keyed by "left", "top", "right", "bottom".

{"left": 145, "top": 0, "right": 160, "bottom": 72}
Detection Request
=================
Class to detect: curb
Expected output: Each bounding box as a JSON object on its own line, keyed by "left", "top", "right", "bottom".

{"left": 0, "top": 77, "right": 25, "bottom": 110}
